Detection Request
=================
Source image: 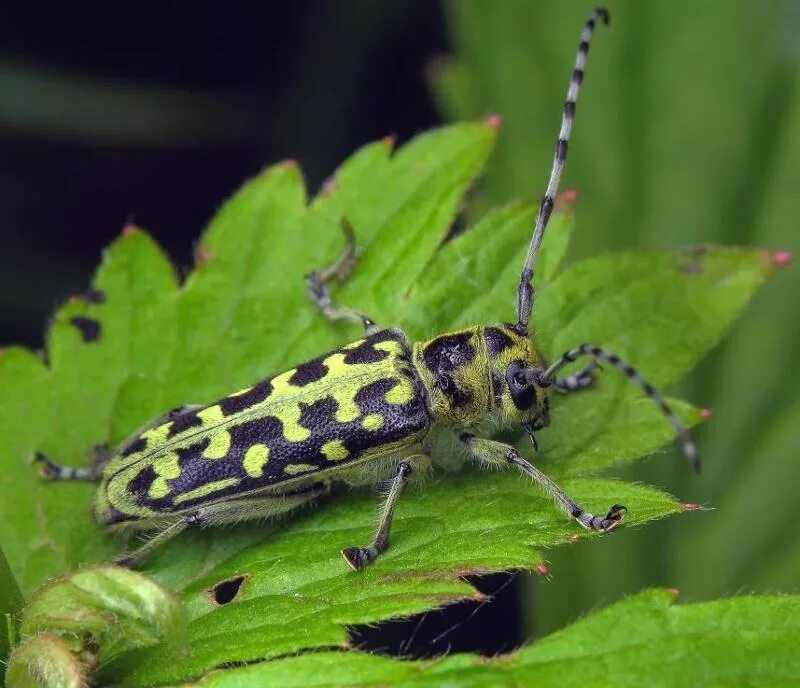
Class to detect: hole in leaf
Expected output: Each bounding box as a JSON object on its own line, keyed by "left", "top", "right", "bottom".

{"left": 69, "top": 315, "right": 101, "bottom": 342}
{"left": 349, "top": 572, "right": 523, "bottom": 658}
{"left": 209, "top": 574, "right": 250, "bottom": 606}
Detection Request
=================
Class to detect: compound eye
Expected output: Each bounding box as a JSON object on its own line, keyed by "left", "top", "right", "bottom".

{"left": 506, "top": 361, "right": 536, "bottom": 411}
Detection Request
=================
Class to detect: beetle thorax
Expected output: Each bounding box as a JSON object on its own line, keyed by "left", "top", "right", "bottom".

{"left": 412, "top": 325, "right": 548, "bottom": 430}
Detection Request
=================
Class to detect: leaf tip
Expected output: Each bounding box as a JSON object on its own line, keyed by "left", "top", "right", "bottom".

{"left": 381, "top": 134, "right": 397, "bottom": 150}
{"left": 535, "top": 562, "right": 550, "bottom": 577}
{"left": 667, "top": 587, "right": 681, "bottom": 599}
{"left": 281, "top": 159, "right": 299, "bottom": 170}
{"left": 122, "top": 223, "right": 140, "bottom": 237}
{"left": 770, "top": 250, "right": 793, "bottom": 269}
{"left": 568, "top": 534, "right": 581, "bottom": 544}
{"left": 194, "top": 242, "right": 213, "bottom": 267}
{"left": 484, "top": 113, "right": 503, "bottom": 130}
{"left": 681, "top": 502, "right": 703, "bottom": 512}
{"left": 321, "top": 177, "right": 339, "bottom": 197}
{"left": 700, "top": 407, "right": 713, "bottom": 420}
{"left": 555, "top": 188, "right": 579, "bottom": 211}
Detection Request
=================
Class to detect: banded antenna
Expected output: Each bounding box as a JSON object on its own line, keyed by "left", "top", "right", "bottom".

{"left": 515, "top": 7, "right": 610, "bottom": 334}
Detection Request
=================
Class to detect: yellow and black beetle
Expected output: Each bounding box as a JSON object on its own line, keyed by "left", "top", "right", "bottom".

{"left": 37, "top": 8, "right": 698, "bottom": 570}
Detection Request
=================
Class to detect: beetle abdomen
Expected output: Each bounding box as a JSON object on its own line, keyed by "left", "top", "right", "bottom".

{"left": 96, "top": 329, "right": 431, "bottom": 525}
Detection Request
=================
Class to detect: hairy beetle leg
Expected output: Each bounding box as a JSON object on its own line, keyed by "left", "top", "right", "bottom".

{"left": 34, "top": 446, "right": 108, "bottom": 481}
{"left": 343, "top": 455, "right": 428, "bottom": 571}
{"left": 578, "top": 503, "right": 627, "bottom": 532}
{"left": 460, "top": 433, "right": 627, "bottom": 535}
{"left": 306, "top": 217, "right": 380, "bottom": 335}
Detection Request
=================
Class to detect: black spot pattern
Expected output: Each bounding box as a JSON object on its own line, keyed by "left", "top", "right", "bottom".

{"left": 219, "top": 380, "right": 274, "bottom": 416}
{"left": 422, "top": 334, "right": 476, "bottom": 373}
{"left": 121, "top": 437, "right": 147, "bottom": 457}
{"left": 485, "top": 327, "right": 515, "bottom": 357}
{"left": 127, "top": 465, "right": 158, "bottom": 500}
{"left": 422, "top": 333, "right": 476, "bottom": 408}
{"left": 70, "top": 316, "right": 101, "bottom": 342}
{"left": 289, "top": 359, "right": 329, "bottom": 386}
{"left": 491, "top": 373, "right": 505, "bottom": 403}
{"left": 342, "top": 329, "right": 401, "bottom": 365}
{"left": 167, "top": 410, "right": 204, "bottom": 438}
{"left": 125, "top": 330, "right": 431, "bottom": 512}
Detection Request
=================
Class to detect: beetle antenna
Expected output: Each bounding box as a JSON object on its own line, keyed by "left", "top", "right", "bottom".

{"left": 515, "top": 7, "right": 610, "bottom": 335}
{"left": 540, "top": 344, "right": 700, "bottom": 472}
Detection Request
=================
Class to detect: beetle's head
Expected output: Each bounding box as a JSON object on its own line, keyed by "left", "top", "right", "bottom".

{"left": 485, "top": 326, "right": 551, "bottom": 434}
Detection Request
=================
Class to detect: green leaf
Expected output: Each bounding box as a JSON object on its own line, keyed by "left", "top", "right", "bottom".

{"left": 19, "top": 564, "right": 185, "bottom": 661}
{"left": 433, "top": 1, "right": 800, "bottom": 633}
{"left": 1, "top": 541, "right": 24, "bottom": 679}
{"left": 6, "top": 634, "right": 85, "bottom": 688}
{"left": 167, "top": 589, "right": 800, "bottom": 687}
{"left": 7, "top": 565, "right": 185, "bottom": 687}
{"left": 107, "top": 478, "right": 678, "bottom": 685}
{"left": 0, "top": 119, "right": 776, "bottom": 684}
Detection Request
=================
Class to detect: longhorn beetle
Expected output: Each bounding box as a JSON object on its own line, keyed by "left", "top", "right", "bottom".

{"left": 37, "top": 7, "right": 699, "bottom": 570}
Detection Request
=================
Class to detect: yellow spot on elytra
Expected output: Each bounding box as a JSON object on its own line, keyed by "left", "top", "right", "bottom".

{"left": 341, "top": 338, "right": 366, "bottom": 350}
{"left": 142, "top": 422, "right": 172, "bottom": 450}
{"left": 174, "top": 477, "right": 241, "bottom": 504}
{"left": 374, "top": 339, "right": 404, "bottom": 356}
{"left": 284, "top": 463, "right": 317, "bottom": 476}
{"left": 203, "top": 430, "right": 231, "bottom": 459}
{"left": 361, "top": 414, "right": 384, "bottom": 431}
{"left": 385, "top": 378, "right": 414, "bottom": 405}
{"left": 267, "top": 334, "right": 415, "bottom": 437}
{"left": 270, "top": 370, "right": 322, "bottom": 440}
{"left": 197, "top": 405, "right": 224, "bottom": 426}
{"left": 243, "top": 443, "right": 270, "bottom": 478}
{"left": 148, "top": 451, "right": 181, "bottom": 499}
{"left": 321, "top": 439, "right": 349, "bottom": 461}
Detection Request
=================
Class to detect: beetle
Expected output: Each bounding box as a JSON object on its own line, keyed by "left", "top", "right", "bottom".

{"left": 36, "top": 7, "right": 699, "bottom": 570}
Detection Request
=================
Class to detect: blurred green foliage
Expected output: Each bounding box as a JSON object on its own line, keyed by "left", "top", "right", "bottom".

{"left": 433, "top": 0, "right": 800, "bottom": 636}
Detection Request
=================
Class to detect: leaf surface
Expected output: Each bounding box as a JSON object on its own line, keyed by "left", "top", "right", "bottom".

{"left": 0, "top": 122, "right": 776, "bottom": 684}
{"left": 172, "top": 589, "right": 800, "bottom": 688}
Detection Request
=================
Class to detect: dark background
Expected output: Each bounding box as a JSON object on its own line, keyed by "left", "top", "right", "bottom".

{"left": 0, "top": 1, "right": 445, "bottom": 348}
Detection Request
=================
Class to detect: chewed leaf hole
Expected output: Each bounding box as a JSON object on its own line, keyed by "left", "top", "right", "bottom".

{"left": 209, "top": 574, "right": 250, "bottom": 606}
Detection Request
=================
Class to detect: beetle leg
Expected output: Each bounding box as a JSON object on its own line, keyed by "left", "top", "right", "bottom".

{"left": 459, "top": 433, "right": 626, "bottom": 532}
{"left": 116, "top": 483, "right": 332, "bottom": 567}
{"left": 34, "top": 451, "right": 101, "bottom": 481}
{"left": 342, "top": 454, "right": 430, "bottom": 571}
{"left": 306, "top": 217, "right": 380, "bottom": 335}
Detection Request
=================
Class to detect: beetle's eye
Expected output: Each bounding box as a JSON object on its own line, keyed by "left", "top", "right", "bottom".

{"left": 506, "top": 361, "right": 536, "bottom": 411}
